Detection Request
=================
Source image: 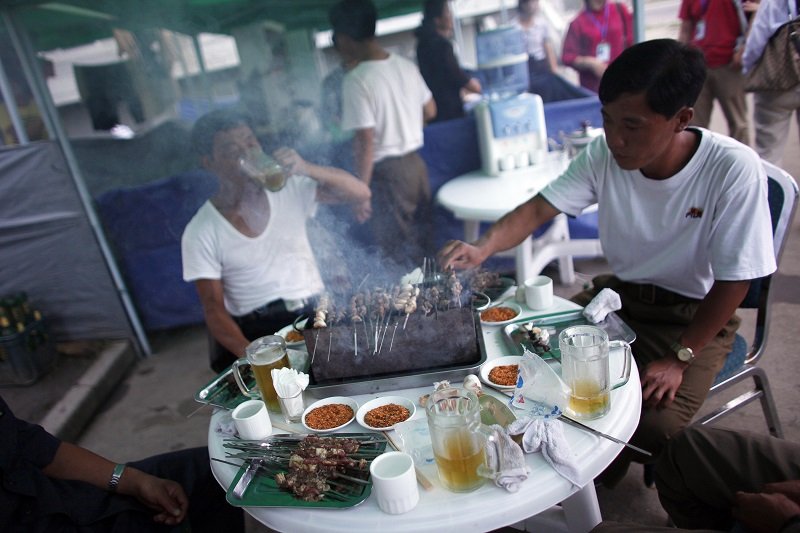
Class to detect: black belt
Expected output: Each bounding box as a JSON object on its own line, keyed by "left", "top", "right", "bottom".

{"left": 238, "top": 297, "right": 315, "bottom": 322}
{"left": 616, "top": 281, "right": 699, "bottom": 306}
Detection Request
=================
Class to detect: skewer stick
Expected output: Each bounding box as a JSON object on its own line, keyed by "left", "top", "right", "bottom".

{"left": 403, "top": 312, "right": 410, "bottom": 330}
{"left": 378, "top": 311, "right": 390, "bottom": 354}
{"left": 327, "top": 330, "right": 332, "bottom": 362}
{"left": 355, "top": 273, "right": 370, "bottom": 292}
{"left": 389, "top": 322, "right": 398, "bottom": 351}
{"left": 362, "top": 320, "right": 369, "bottom": 352}
{"left": 354, "top": 327, "right": 358, "bottom": 357}
{"left": 311, "top": 329, "right": 320, "bottom": 365}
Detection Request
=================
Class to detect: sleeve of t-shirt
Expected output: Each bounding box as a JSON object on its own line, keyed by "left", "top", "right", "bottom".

{"left": 438, "top": 40, "right": 471, "bottom": 90}
{"left": 708, "top": 156, "right": 777, "bottom": 280}
{"left": 1, "top": 397, "right": 61, "bottom": 469}
{"left": 678, "top": 0, "right": 693, "bottom": 22}
{"left": 561, "top": 19, "right": 582, "bottom": 66}
{"left": 181, "top": 214, "right": 222, "bottom": 283}
{"left": 340, "top": 73, "right": 375, "bottom": 132}
{"left": 540, "top": 137, "right": 603, "bottom": 216}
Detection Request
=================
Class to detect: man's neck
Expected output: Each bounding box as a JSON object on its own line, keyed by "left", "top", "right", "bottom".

{"left": 358, "top": 40, "right": 389, "bottom": 62}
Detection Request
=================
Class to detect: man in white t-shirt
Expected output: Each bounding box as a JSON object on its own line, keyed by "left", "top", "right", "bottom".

{"left": 440, "top": 39, "right": 776, "bottom": 486}
{"left": 329, "top": 0, "right": 437, "bottom": 273}
{"left": 181, "top": 110, "right": 370, "bottom": 372}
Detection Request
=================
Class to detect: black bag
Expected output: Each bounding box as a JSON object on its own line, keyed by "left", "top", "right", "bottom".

{"left": 745, "top": 12, "right": 800, "bottom": 92}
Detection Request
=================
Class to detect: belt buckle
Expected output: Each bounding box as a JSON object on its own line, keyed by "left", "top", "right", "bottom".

{"left": 284, "top": 298, "right": 305, "bottom": 312}
{"left": 639, "top": 284, "right": 656, "bottom": 305}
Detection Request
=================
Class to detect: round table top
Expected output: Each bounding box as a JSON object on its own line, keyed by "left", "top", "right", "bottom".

{"left": 208, "top": 297, "right": 642, "bottom": 533}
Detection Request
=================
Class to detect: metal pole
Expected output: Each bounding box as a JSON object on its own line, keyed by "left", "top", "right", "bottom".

{"left": 0, "top": 55, "right": 29, "bottom": 144}
{"left": 633, "top": 0, "right": 645, "bottom": 43}
{"left": 2, "top": 8, "right": 152, "bottom": 356}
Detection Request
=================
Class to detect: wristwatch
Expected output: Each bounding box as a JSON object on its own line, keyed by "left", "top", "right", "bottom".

{"left": 671, "top": 342, "right": 695, "bottom": 364}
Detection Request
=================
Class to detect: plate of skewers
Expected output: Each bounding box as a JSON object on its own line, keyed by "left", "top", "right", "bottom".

{"left": 223, "top": 433, "right": 387, "bottom": 507}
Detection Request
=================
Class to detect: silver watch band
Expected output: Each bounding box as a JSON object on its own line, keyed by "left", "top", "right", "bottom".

{"left": 108, "top": 463, "right": 126, "bottom": 492}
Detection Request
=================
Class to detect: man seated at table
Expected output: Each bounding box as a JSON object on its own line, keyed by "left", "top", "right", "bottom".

{"left": 438, "top": 39, "right": 776, "bottom": 486}
{"left": 0, "top": 394, "right": 243, "bottom": 532}
{"left": 182, "top": 109, "right": 371, "bottom": 373}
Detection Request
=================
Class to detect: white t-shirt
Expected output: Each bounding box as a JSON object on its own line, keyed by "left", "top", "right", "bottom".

{"left": 513, "top": 15, "right": 550, "bottom": 62}
{"left": 181, "top": 176, "right": 324, "bottom": 316}
{"left": 340, "top": 53, "right": 432, "bottom": 163}
{"left": 540, "top": 128, "right": 777, "bottom": 299}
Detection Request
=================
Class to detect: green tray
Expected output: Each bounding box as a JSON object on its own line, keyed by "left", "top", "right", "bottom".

{"left": 194, "top": 365, "right": 255, "bottom": 410}
{"left": 225, "top": 433, "right": 387, "bottom": 508}
{"left": 502, "top": 310, "right": 636, "bottom": 360}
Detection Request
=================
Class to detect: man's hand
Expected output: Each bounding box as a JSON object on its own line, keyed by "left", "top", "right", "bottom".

{"left": 273, "top": 147, "right": 307, "bottom": 176}
{"left": 640, "top": 357, "right": 687, "bottom": 409}
{"left": 438, "top": 240, "right": 486, "bottom": 271}
{"left": 352, "top": 199, "right": 372, "bottom": 223}
{"left": 124, "top": 469, "right": 189, "bottom": 526}
{"left": 733, "top": 490, "right": 800, "bottom": 533}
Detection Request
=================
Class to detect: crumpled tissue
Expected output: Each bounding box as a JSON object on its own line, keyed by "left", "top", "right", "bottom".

{"left": 271, "top": 367, "right": 309, "bottom": 398}
{"left": 582, "top": 288, "right": 622, "bottom": 324}
{"left": 479, "top": 424, "right": 530, "bottom": 492}
{"left": 507, "top": 410, "right": 580, "bottom": 486}
{"left": 215, "top": 412, "right": 237, "bottom": 437}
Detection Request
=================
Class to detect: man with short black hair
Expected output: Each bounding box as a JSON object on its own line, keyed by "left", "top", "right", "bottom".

{"left": 440, "top": 39, "right": 776, "bottom": 485}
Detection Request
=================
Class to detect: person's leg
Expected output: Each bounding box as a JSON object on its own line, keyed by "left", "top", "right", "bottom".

{"left": 754, "top": 87, "right": 800, "bottom": 166}
{"left": 655, "top": 426, "right": 800, "bottom": 530}
{"left": 714, "top": 64, "right": 749, "bottom": 145}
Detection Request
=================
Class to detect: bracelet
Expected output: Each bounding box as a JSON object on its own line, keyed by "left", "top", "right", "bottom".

{"left": 107, "top": 463, "right": 126, "bottom": 492}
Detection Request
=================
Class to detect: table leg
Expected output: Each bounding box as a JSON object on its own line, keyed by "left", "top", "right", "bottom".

{"left": 562, "top": 483, "right": 602, "bottom": 532}
{"left": 463, "top": 220, "right": 481, "bottom": 243}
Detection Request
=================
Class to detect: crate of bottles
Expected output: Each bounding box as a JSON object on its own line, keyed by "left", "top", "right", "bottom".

{"left": 0, "top": 292, "right": 56, "bottom": 386}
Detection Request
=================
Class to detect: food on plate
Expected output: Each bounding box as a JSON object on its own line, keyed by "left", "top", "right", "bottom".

{"left": 285, "top": 329, "right": 304, "bottom": 343}
{"left": 480, "top": 306, "right": 519, "bottom": 322}
{"left": 304, "top": 403, "right": 354, "bottom": 430}
{"left": 274, "top": 435, "right": 367, "bottom": 502}
{"left": 488, "top": 364, "right": 519, "bottom": 387}
{"left": 522, "top": 323, "right": 551, "bottom": 353}
{"left": 364, "top": 403, "right": 411, "bottom": 428}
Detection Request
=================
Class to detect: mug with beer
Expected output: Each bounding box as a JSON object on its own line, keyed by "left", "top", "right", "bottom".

{"left": 425, "top": 388, "right": 493, "bottom": 492}
{"left": 559, "top": 325, "right": 632, "bottom": 420}
{"left": 232, "top": 335, "right": 290, "bottom": 412}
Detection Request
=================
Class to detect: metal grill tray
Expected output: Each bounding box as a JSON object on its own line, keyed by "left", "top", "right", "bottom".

{"left": 502, "top": 309, "right": 636, "bottom": 359}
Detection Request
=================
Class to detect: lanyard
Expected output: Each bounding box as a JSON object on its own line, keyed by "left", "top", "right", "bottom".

{"left": 699, "top": 0, "right": 710, "bottom": 16}
{"left": 588, "top": 2, "right": 611, "bottom": 41}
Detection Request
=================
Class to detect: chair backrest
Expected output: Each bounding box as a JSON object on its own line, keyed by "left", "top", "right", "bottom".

{"left": 742, "top": 161, "right": 798, "bottom": 364}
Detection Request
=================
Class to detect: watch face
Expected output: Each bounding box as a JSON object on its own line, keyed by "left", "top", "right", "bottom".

{"left": 677, "top": 348, "right": 693, "bottom": 362}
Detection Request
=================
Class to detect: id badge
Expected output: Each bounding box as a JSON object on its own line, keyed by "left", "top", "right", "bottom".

{"left": 596, "top": 42, "right": 611, "bottom": 62}
{"left": 694, "top": 20, "right": 706, "bottom": 41}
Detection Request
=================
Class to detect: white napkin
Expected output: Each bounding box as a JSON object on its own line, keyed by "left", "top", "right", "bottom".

{"left": 582, "top": 288, "right": 622, "bottom": 324}
{"left": 480, "top": 424, "right": 530, "bottom": 492}
{"left": 507, "top": 415, "right": 580, "bottom": 486}
{"left": 271, "top": 367, "right": 309, "bottom": 398}
{"left": 215, "top": 412, "right": 237, "bottom": 437}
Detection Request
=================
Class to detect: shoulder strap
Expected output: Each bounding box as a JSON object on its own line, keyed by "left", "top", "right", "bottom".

{"left": 731, "top": 0, "right": 749, "bottom": 37}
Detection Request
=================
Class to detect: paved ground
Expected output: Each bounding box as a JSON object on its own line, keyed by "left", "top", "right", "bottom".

{"left": 2, "top": 86, "right": 798, "bottom": 533}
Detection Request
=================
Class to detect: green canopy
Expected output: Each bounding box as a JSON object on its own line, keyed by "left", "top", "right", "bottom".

{"left": 1, "top": 0, "right": 425, "bottom": 51}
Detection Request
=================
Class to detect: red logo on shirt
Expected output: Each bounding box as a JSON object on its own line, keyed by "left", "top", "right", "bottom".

{"left": 685, "top": 207, "right": 703, "bottom": 219}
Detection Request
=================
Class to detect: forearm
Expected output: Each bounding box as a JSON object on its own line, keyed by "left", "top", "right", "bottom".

{"left": 679, "top": 280, "right": 750, "bottom": 353}
{"left": 42, "top": 442, "right": 117, "bottom": 489}
{"left": 305, "top": 163, "right": 371, "bottom": 203}
{"left": 205, "top": 308, "right": 249, "bottom": 358}
{"left": 473, "top": 195, "right": 559, "bottom": 257}
{"left": 353, "top": 129, "right": 375, "bottom": 186}
{"left": 677, "top": 20, "right": 694, "bottom": 43}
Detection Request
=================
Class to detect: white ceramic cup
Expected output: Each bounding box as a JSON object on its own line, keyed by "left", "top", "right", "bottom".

{"left": 232, "top": 399, "right": 272, "bottom": 440}
{"left": 369, "top": 451, "right": 419, "bottom": 514}
{"left": 524, "top": 275, "right": 554, "bottom": 310}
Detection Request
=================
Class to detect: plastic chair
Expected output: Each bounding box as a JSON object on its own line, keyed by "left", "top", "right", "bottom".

{"left": 644, "top": 160, "right": 798, "bottom": 487}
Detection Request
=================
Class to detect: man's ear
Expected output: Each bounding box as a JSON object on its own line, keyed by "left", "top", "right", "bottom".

{"left": 675, "top": 106, "right": 694, "bottom": 132}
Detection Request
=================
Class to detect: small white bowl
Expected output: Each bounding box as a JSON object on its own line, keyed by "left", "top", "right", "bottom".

{"left": 356, "top": 396, "right": 417, "bottom": 431}
{"left": 480, "top": 356, "right": 524, "bottom": 391}
{"left": 479, "top": 302, "right": 522, "bottom": 326}
{"left": 275, "top": 318, "right": 307, "bottom": 349}
{"left": 301, "top": 396, "right": 358, "bottom": 433}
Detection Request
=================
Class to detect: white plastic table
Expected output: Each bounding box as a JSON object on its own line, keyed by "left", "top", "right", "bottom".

{"left": 208, "top": 296, "right": 641, "bottom": 533}
{"left": 435, "top": 152, "right": 603, "bottom": 286}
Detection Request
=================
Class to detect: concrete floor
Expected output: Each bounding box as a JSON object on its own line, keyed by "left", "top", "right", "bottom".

{"left": 2, "top": 107, "right": 798, "bottom": 532}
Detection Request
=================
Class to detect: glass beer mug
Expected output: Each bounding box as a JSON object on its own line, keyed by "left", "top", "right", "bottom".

{"left": 425, "top": 388, "right": 493, "bottom": 492}
{"left": 559, "top": 325, "right": 632, "bottom": 420}
{"left": 232, "top": 335, "right": 290, "bottom": 412}
{"left": 239, "top": 148, "right": 287, "bottom": 192}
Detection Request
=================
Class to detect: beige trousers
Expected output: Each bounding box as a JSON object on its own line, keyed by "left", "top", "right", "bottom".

{"left": 692, "top": 63, "right": 750, "bottom": 145}
{"left": 754, "top": 85, "right": 800, "bottom": 167}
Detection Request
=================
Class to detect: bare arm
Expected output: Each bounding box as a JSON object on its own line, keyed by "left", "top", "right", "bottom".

{"left": 677, "top": 19, "right": 694, "bottom": 43}
{"left": 273, "top": 147, "right": 370, "bottom": 203}
{"left": 438, "top": 194, "right": 561, "bottom": 270}
{"left": 544, "top": 41, "right": 559, "bottom": 73}
{"left": 423, "top": 97, "right": 437, "bottom": 123}
{"left": 463, "top": 77, "right": 482, "bottom": 95}
{"left": 195, "top": 278, "right": 250, "bottom": 359}
{"left": 641, "top": 279, "right": 750, "bottom": 409}
{"left": 43, "top": 442, "right": 188, "bottom": 526}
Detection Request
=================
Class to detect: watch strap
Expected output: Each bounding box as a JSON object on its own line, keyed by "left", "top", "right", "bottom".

{"left": 108, "top": 463, "right": 126, "bottom": 492}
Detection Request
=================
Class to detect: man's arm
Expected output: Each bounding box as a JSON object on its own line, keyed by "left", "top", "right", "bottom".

{"left": 273, "top": 147, "right": 370, "bottom": 203}
{"left": 439, "top": 194, "right": 560, "bottom": 270}
{"left": 43, "top": 442, "right": 188, "bottom": 526}
{"left": 423, "top": 97, "right": 437, "bottom": 123}
{"left": 640, "top": 279, "right": 750, "bottom": 409}
{"left": 677, "top": 19, "right": 694, "bottom": 43}
{"left": 195, "top": 278, "right": 250, "bottom": 359}
{"left": 351, "top": 127, "right": 376, "bottom": 223}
